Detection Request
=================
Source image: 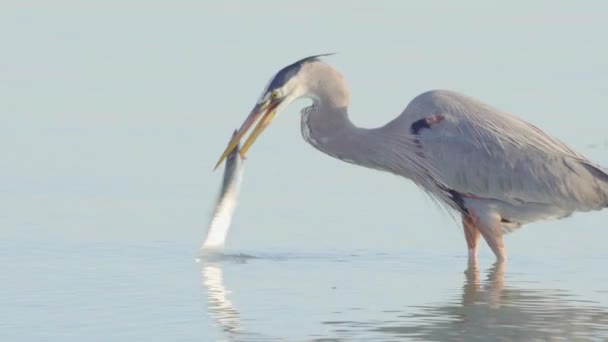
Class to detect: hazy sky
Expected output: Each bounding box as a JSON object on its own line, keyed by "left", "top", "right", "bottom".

{"left": 2, "top": 1, "right": 607, "bottom": 256}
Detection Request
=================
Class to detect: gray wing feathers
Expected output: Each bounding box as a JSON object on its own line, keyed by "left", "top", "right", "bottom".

{"left": 401, "top": 90, "right": 608, "bottom": 212}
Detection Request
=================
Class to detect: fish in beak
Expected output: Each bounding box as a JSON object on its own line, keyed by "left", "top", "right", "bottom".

{"left": 201, "top": 129, "right": 244, "bottom": 252}
{"left": 213, "top": 97, "right": 282, "bottom": 170}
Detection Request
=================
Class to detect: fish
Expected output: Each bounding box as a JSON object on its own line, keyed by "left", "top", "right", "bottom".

{"left": 200, "top": 130, "right": 244, "bottom": 252}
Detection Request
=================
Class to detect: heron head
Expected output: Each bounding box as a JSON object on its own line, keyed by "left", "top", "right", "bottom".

{"left": 213, "top": 53, "right": 334, "bottom": 170}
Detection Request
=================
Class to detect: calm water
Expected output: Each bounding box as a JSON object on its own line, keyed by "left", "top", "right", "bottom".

{"left": 3, "top": 238, "right": 607, "bottom": 341}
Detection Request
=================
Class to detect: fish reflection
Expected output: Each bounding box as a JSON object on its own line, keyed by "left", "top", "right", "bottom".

{"left": 201, "top": 264, "right": 241, "bottom": 338}
{"left": 325, "top": 262, "right": 608, "bottom": 341}
{"left": 200, "top": 257, "right": 278, "bottom": 342}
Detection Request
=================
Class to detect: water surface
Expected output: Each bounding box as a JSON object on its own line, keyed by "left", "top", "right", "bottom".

{"left": 3, "top": 239, "right": 607, "bottom": 341}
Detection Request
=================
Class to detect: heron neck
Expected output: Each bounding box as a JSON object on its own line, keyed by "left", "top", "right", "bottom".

{"left": 298, "top": 61, "right": 426, "bottom": 179}
{"left": 301, "top": 104, "right": 388, "bottom": 171}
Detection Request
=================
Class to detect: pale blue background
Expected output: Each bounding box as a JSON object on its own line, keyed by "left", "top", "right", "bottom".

{"left": 2, "top": 0, "right": 607, "bottom": 251}
{"left": 1, "top": 1, "right": 607, "bottom": 341}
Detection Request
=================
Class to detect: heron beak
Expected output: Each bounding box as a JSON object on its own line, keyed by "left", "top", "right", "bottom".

{"left": 213, "top": 98, "right": 282, "bottom": 170}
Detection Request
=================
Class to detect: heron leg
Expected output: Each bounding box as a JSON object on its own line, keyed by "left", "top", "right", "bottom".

{"left": 465, "top": 206, "right": 507, "bottom": 262}
{"left": 476, "top": 212, "right": 507, "bottom": 262}
{"left": 462, "top": 214, "right": 480, "bottom": 263}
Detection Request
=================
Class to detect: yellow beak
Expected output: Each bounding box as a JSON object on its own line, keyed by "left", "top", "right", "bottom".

{"left": 213, "top": 98, "right": 281, "bottom": 170}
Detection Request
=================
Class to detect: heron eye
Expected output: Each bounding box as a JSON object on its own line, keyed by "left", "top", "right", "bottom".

{"left": 271, "top": 91, "right": 279, "bottom": 99}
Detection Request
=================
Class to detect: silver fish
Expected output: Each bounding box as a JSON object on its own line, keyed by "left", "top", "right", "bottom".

{"left": 201, "top": 130, "right": 244, "bottom": 252}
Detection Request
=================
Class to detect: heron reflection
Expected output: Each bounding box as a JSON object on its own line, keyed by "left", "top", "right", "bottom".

{"left": 462, "top": 261, "right": 505, "bottom": 309}
{"left": 323, "top": 262, "right": 608, "bottom": 341}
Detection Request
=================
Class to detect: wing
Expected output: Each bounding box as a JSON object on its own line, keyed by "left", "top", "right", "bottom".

{"left": 402, "top": 90, "right": 606, "bottom": 212}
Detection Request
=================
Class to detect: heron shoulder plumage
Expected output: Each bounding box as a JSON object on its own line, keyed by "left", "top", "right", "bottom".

{"left": 396, "top": 90, "right": 608, "bottom": 212}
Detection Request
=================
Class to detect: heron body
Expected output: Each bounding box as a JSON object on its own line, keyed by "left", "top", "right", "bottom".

{"left": 215, "top": 55, "right": 608, "bottom": 262}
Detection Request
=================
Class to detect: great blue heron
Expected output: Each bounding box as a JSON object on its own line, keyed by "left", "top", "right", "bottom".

{"left": 214, "top": 54, "right": 608, "bottom": 262}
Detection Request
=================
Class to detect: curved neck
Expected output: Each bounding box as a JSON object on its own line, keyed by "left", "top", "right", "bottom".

{"left": 301, "top": 102, "right": 385, "bottom": 171}
{"left": 301, "top": 103, "right": 440, "bottom": 202}
{"left": 296, "top": 61, "right": 431, "bottom": 182}
{"left": 297, "top": 62, "right": 375, "bottom": 167}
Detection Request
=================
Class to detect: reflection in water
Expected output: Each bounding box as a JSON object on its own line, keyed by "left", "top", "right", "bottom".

{"left": 325, "top": 262, "right": 608, "bottom": 341}
{"left": 201, "top": 264, "right": 241, "bottom": 338}
{"left": 199, "top": 255, "right": 278, "bottom": 342}
{"left": 199, "top": 254, "right": 608, "bottom": 341}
